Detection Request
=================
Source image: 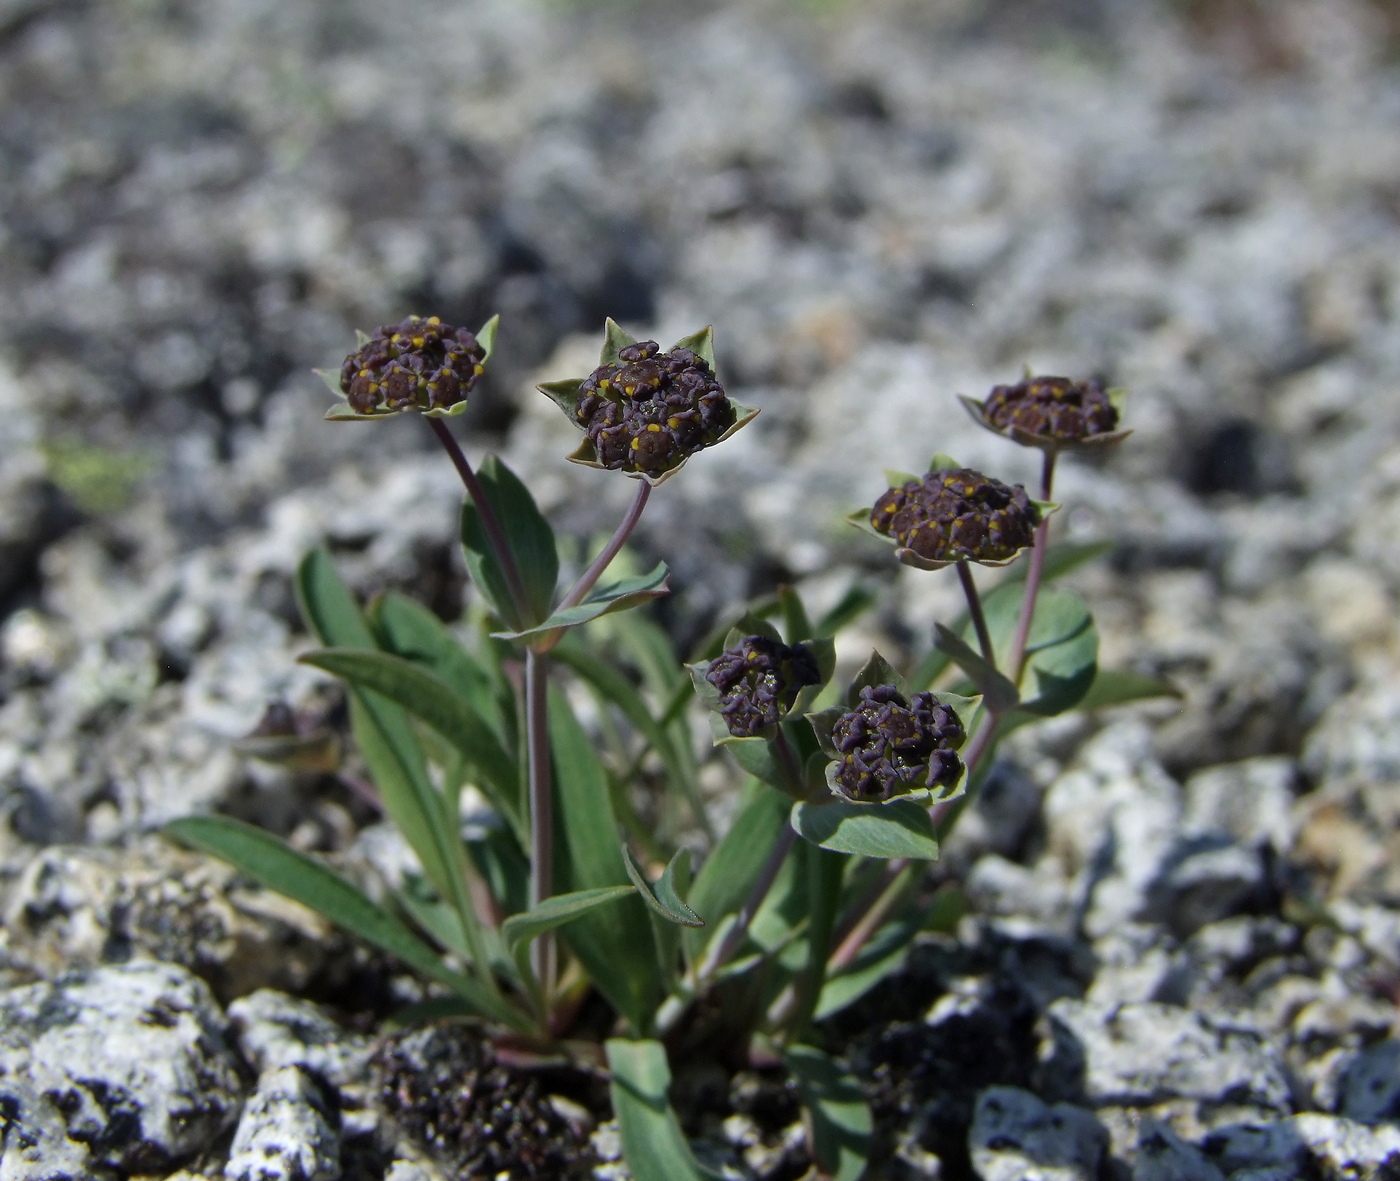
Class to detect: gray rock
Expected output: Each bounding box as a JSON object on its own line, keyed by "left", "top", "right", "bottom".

{"left": 228, "top": 990, "right": 371, "bottom": 1091}
{"left": 226, "top": 1065, "right": 341, "bottom": 1181}
{"left": 1039, "top": 999, "right": 1292, "bottom": 1112}
{"left": 1203, "top": 1115, "right": 1400, "bottom": 1180}
{"left": 1341, "top": 1040, "right": 1400, "bottom": 1125}
{"left": 968, "top": 1085, "right": 1106, "bottom": 1181}
{"left": 1181, "top": 757, "right": 1297, "bottom": 856}
{"left": 1144, "top": 837, "right": 1271, "bottom": 938}
{"left": 1086, "top": 925, "right": 1190, "bottom": 1008}
{"left": 1132, "top": 1118, "right": 1225, "bottom": 1181}
{"left": 1040, "top": 721, "right": 1183, "bottom": 939}
{"left": 0, "top": 961, "right": 242, "bottom": 1180}
{"left": 3, "top": 840, "right": 338, "bottom": 1003}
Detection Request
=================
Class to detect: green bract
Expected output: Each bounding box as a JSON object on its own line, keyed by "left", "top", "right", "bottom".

{"left": 538, "top": 320, "right": 760, "bottom": 486}
{"left": 173, "top": 313, "right": 1172, "bottom": 1181}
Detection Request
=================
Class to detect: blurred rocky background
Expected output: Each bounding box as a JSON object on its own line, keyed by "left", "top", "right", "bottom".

{"left": 6, "top": 0, "right": 1400, "bottom": 1178}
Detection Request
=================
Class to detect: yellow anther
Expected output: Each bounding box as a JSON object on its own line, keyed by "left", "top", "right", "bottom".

{"left": 631, "top": 438, "right": 641, "bottom": 449}
{"left": 623, "top": 384, "right": 636, "bottom": 395}
{"left": 473, "top": 364, "right": 484, "bottom": 375}
{"left": 427, "top": 316, "right": 441, "bottom": 325}
{"left": 667, "top": 417, "right": 681, "bottom": 429}
{"left": 647, "top": 423, "right": 661, "bottom": 432}
{"left": 391, "top": 334, "right": 401, "bottom": 342}
{"left": 412, "top": 337, "right": 425, "bottom": 348}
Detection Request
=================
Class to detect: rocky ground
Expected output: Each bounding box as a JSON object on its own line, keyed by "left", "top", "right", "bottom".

{"left": 5, "top": 0, "right": 1400, "bottom": 1177}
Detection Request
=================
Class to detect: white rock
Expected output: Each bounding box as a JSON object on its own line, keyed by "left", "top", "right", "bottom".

{"left": 225, "top": 1065, "right": 341, "bottom": 1181}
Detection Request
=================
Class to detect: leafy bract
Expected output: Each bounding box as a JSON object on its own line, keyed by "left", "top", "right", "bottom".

{"left": 500, "top": 886, "right": 638, "bottom": 976}
{"left": 791, "top": 798, "right": 940, "bottom": 860}
{"left": 623, "top": 845, "right": 704, "bottom": 927}
{"left": 494, "top": 564, "right": 670, "bottom": 641}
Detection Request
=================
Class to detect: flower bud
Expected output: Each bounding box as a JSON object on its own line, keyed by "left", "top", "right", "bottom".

{"left": 830, "top": 684, "right": 965, "bottom": 802}
{"left": 704, "top": 634, "right": 821, "bottom": 738}
{"left": 339, "top": 315, "right": 486, "bottom": 416}
{"left": 961, "top": 374, "right": 1129, "bottom": 452}
{"left": 573, "top": 342, "right": 736, "bottom": 478}
{"left": 870, "top": 467, "right": 1039, "bottom": 566}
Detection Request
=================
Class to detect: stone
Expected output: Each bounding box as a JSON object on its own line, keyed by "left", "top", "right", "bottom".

{"left": 228, "top": 989, "right": 371, "bottom": 1091}
{"left": 226, "top": 1065, "right": 341, "bottom": 1181}
{"left": 1180, "top": 757, "right": 1297, "bottom": 855}
{"left": 2, "top": 840, "right": 341, "bottom": 1003}
{"left": 1086, "top": 924, "right": 1191, "bottom": 1008}
{"left": 0, "top": 961, "right": 242, "bottom": 1180}
{"left": 1038, "top": 999, "right": 1292, "bottom": 1113}
{"left": 968, "top": 1085, "right": 1107, "bottom": 1181}
{"left": 1341, "top": 1040, "right": 1400, "bottom": 1124}
{"left": 1203, "top": 1115, "right": 1400, "bottom": 1180}
{"left": 1040, "top": 721, "right": 1183, "bottom": 940}
{"left": 1131, "top": 1118, "right": 1225, "bottom": 1181}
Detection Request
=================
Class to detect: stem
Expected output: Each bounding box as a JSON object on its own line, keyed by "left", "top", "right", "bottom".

{"left": 956, "top": 559, "right": 996, "bottom": 669}
{"left": 560, "top": 480, "right": 651, "bottom": 611}
{"left": 428, "top": 417, "right": 532, "bottom": 624}
{"left": 1006, "top": 450, "right": 1058, "bottom": 683}
{"left": 828, "top": 861, "right": 917, "bottom": 973}
{"left": 537, "top": 478, "right": 652, "bottom": 655}
{"left": 698, "top": 823, "right": 797, "bottom": 982}
{"left": 525, "top": 648, "right": 555, "bottom": 993}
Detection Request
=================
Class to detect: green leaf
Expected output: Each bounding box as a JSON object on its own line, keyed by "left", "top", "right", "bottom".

{"left": 165, "top": 816, "right": 526, "bottom": 1030}
{"left": 369, "top": 593, "right": 507, "bottom": 740}
{"left": 460, "top": 455, "right": 559, "bottom": 630}
{"left": 778, "top": 586, "right": 813, "bottom": 644}
{"left": 716, "top": 732, "right": 786, "bottom": 791}
{"left": 296, "top": 548, "right": 376, "bottom": 649}
{"left": 685, "top": 783, "right": 789, "bottom": 961}
{"left": 606, "top": 1040, "right": 723, "bottom": 1181}
{"left": 493, "top": 564, "right": 670, "bottom": 641}
{"left": 668, "top": 326, "right": 716, "bottom": 371}
{"left": 785, "top": 1046, "right": 872, "bottom": 1181}
{"left": 1079, "top": 667, "right": 1179, "bottom": 710}
{"left": 554, "top": 636, "right": 707, "bottom": 836}
{"left": 928, "top": 452, "right": 961, "bottom": 472}
{"left": 979, "top": 586, "right": 1098, "bottom": 716}
{"left": 301, "top": 648, "right": 523, "bottom": 840}
{"left": 791, "top": 798, "right": 940, "bottom": 860}
{"left": 623, "top": 846, "right": 704, "bottom": 928}
{"left": 601, "top": 318, "right": 638, "bottom": 366}
{"left": 813, "top": 584, "right": 877, "bottom": 639}
{"left": 933, "top": 625, "right": 1020, "bottom": 713}
{"left": 816, "top": 901, "right": 926, "bottom": 1021}
{"left": 549, "top": 687, "right": 660, "bottom": 1032}
{"left": 501, "top": 886, "right": 638, "bottom": 975}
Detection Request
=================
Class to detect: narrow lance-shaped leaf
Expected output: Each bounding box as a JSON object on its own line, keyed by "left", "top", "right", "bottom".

{"left": 622, "top": 845, "right": 704, "bottom": 928}
{"left": 493, "top": 564, "right": 670, "bottom": 642}
{"left": 933, "top": 624, "right": 1020, "bottom": 713}
{"left": 165, "top": 816, "right": 528, "bottom": 1031}
{"left": 500, "top": 886, "right": 638, "bottom": 977}
{"left": 298, "top": 648, "right": 523, "bottom": 842}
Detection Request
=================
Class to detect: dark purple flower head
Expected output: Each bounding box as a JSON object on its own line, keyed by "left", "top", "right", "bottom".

{"left": 705, "top": 634, "right": 821, "bottom": 738}
{"left": 961, "top": 373, "right": 1129, "bottom": 452}
{"left": 830, "top": 684, "right": 965, "bottom": 802}
{"left": 339, "top": 315, "right": 486, "bottom": 416}
{"left": 572, "top": 341, "right": 736, "bottom": 478}
{"left": 870, "top": 467, "right": 1038, "bottom": 566}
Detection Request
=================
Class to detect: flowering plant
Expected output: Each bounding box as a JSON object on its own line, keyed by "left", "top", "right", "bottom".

{"left": 168, "top": 318, "right": 1166, "bottom": 1181}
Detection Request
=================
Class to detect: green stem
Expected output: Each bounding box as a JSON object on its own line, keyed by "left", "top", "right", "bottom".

{"left": 1006, "top": 449, "right": 1058, "bottom": 683}
{"left": 428, "top": 417, "right": 532, "bottom": 625}
{"left": 956, "top": 559, "right": 996, "bottom": 669}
